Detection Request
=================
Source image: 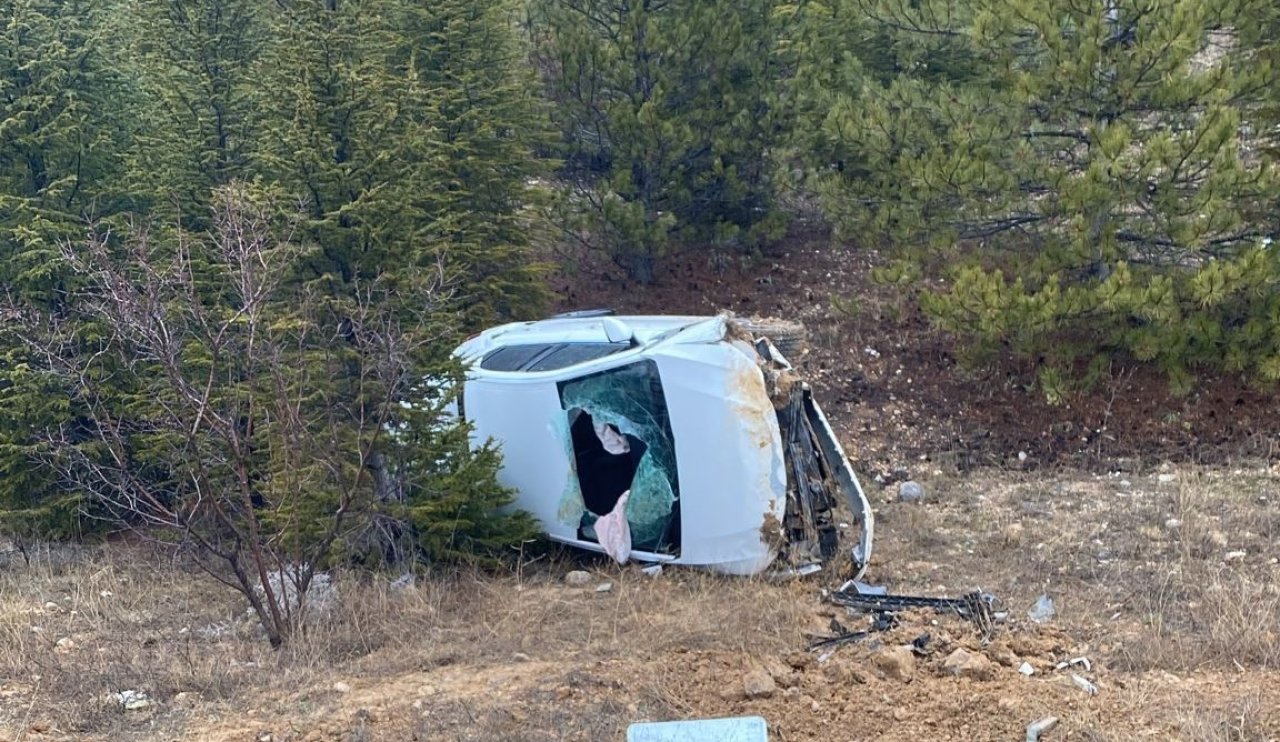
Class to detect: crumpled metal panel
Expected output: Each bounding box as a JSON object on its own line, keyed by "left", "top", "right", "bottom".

{"left": 649, "top": 339, "right": 786, "bottom": 575}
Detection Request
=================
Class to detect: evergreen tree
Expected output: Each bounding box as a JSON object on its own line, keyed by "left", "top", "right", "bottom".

{"left": 258, "top": 0, "right": 548, "bottom": 322}
{"left": 528, "top": 0, "right": 787, "bottom": 282}
{"left": 0, "top": 0, "right": 133, "bottom": 296}
{"left": 113, "top": 0, "right": 266, "bottom": 225}
{"left": 253, "top": 0, "right": 552, "bottom": 561}
{"left": 0, "top": 0, "right": 135, "bottom": 543}
{"left": 796, "top": 0, "right": 1280, "bottom": 393}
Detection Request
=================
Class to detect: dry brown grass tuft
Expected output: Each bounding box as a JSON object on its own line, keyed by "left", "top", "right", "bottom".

{"left": 0, "top": 544, "right": 273, "bottom": 737}
{"left": 1175, "top": 691, "right": 1276, "bottom": 742}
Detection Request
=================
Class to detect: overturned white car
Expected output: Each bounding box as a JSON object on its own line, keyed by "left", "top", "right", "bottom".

{"left": 453, "top": 312, "right": 874, "bottom": 577}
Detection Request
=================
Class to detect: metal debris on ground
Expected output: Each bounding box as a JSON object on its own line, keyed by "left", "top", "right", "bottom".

{"left": 804, "top": 613, "right": 898, "bottom": 651}
{"left": 806, "top": 584, "right": 1000, "bottom": 652}
{"left": 1026, "top": 716, "right": 1060, "bottom": 742}
{"left": 826, "top": 583, "right": 1000, "bottom": 642}
{"left": 1055, "top": 656, "right": 1091, "bottom": 672}
{"left": 1070, "top": 674, "right": 1099, "bottom": 696}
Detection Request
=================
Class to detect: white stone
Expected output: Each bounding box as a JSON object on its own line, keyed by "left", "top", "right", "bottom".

{"left": 114, "top": 690, "right": 153, "bottom": 711}
{"left": 898, "top": 481, "right": 925, "bottom": 503}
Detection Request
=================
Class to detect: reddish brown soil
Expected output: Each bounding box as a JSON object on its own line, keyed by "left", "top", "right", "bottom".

{"left": 551, "top": 236, "right": 1280, "bottom": 479}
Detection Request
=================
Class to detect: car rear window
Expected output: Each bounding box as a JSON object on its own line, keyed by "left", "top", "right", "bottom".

{"left": 480, "top": 343, "right": 628, "bottom": 372}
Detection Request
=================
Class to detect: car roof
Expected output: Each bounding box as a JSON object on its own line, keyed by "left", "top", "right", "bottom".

{"left": 456, "top": 315, "right": 713, "bottom": 365}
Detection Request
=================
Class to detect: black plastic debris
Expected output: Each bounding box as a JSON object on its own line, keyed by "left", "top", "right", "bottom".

{"left": 806, "top": 583, "right": 1000, "bottom": 653}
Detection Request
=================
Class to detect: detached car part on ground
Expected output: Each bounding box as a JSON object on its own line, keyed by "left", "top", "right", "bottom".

{"left": 452, "top": 313, "right": 874, "bottom": 577}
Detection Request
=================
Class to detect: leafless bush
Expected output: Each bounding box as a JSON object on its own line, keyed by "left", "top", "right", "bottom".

{"left": 5, "top": 184, "right": 454, "bottom": 647}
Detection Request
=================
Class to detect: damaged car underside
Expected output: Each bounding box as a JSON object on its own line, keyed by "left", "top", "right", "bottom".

{"left": 453, "top": 313, "right": 874, "bottom": 577}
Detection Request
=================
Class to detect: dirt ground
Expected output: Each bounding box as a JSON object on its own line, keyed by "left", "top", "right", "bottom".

{"left": 2, "top": 237, "right": 1279, "bottom": 741}
{"left": 3, "top": 465, "right": 1278, "bottom": 741}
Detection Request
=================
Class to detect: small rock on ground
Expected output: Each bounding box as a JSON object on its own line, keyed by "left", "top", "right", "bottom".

{"left": 871, "top": 645, "right": 916, "bottom": 681}
{"left": 943, "top": 648, "right": 997, "bottom": 681}
{"left": 987, "top": 641, "right": 1020, "bottom": 668}
{"left": 898, "top": 481, "right": 925, "bottom": 503}
{"left": 742, "top": 668, "right": 776, "bottom": 699}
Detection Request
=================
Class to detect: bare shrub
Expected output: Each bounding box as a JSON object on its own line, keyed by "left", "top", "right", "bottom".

{"left": 4, "top": 184, "right": 455, "bottom": 647}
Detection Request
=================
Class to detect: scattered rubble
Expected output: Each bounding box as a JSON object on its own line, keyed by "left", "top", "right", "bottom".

{"left": 872, "top": 645, "right": 916, "bottom": 682}
{"left": 252, "top": 567, "right": 338, "bottom": 619}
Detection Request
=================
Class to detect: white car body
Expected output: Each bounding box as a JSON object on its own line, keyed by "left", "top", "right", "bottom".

{"left": 453, "top": 313, "right": 874, "bottom": 577}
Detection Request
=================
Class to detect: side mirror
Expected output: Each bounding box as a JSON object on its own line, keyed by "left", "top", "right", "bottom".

{"left": 602, "top": 317, "right": 638, "bottom": 346}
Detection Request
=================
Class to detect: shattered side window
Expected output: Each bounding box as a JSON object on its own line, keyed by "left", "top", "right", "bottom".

{"left": 559, "top": 361, "right": 680, "bottom": 554}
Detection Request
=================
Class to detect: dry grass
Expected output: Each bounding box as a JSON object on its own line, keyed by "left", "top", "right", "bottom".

{"left": 3, "top": 464, "right": 1280, "bottom": 740}
{"left": 0, "top": 544, "right": 816, "bottom": 741}
{"left": 1176, "top": 691, "right": 1274, "bottom": 742}
{"left": 873, "top": 466, "right": 1280, "bottom": 673}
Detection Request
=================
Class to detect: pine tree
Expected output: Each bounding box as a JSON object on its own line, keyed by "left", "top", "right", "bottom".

{"left": 0, "top": 0, "right": 136, "bottom": 543}
{"left": 112, "top": 0, "right": 266, "bottom": 225}
{"left": 252, "top": 0, "right": 550, "bottom": 564}
{"left": 381, "top": 0, "right": 553, "bottom": 323}
{"left": 795, "top": 0, "right": 1280, "bottom": 392}
{"left": 257, "top": 0, "right": 548, "bottom": 322}
{"left": 528, "top": 0, "right": 788, "bottom": 282}
{"left": 0, "top": 0, "right": 134, "bottom": 296}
